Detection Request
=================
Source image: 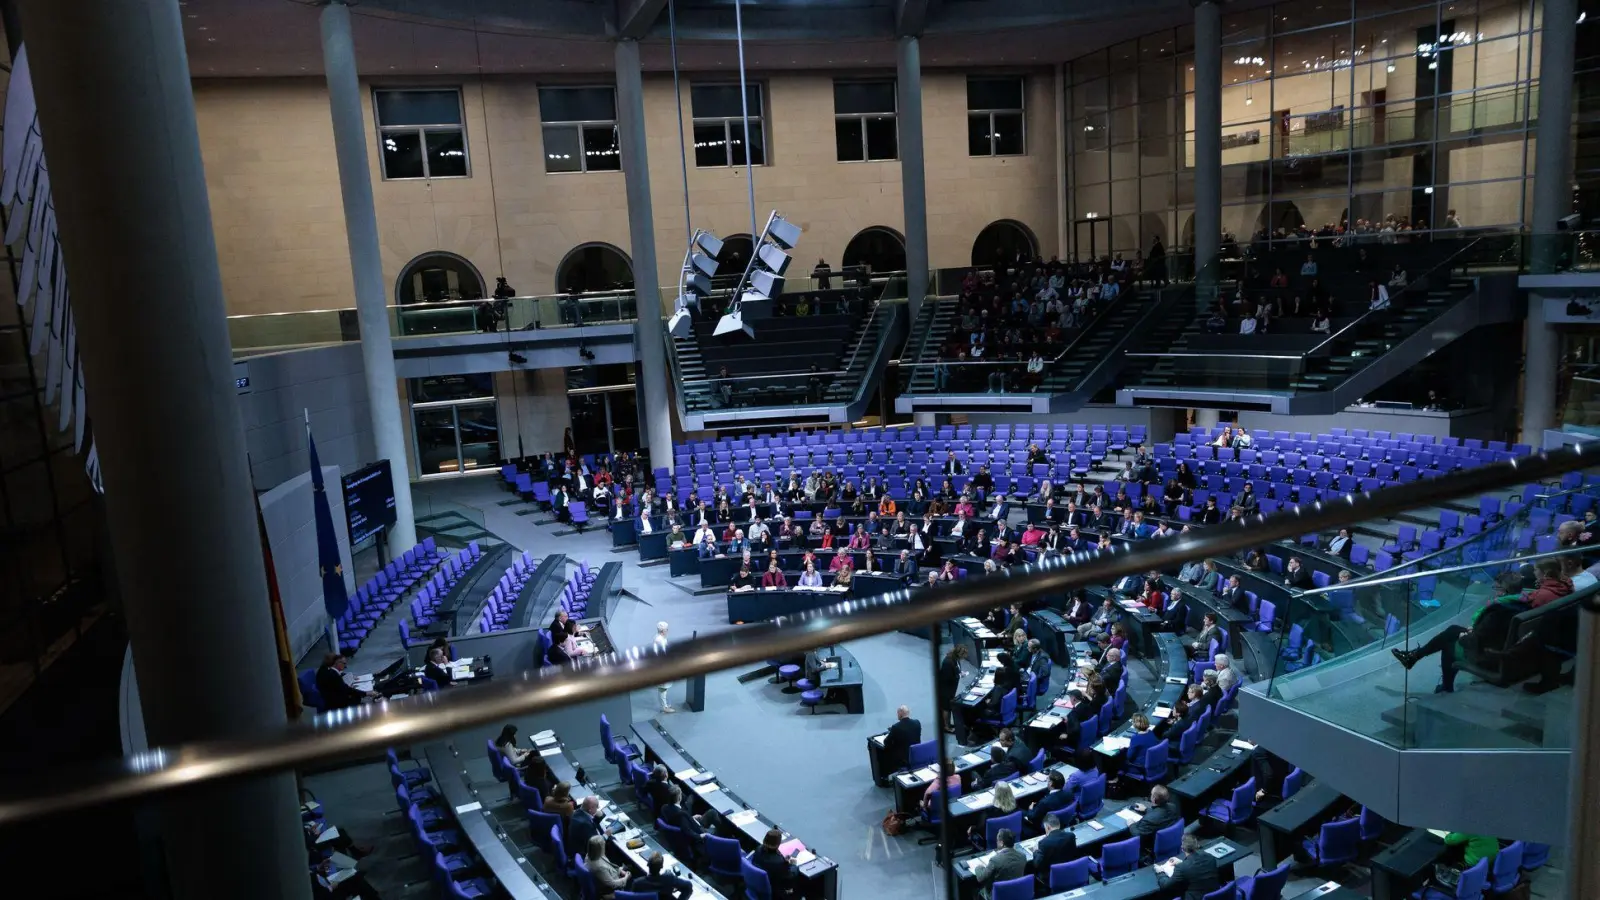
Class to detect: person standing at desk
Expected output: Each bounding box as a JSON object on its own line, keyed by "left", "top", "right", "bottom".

{"left": 631, "top": 852, "right": 693, "bottom": 900}
{"left": 1157, "top": 833, "right": 1222, "bottom": 900}
{"left": 316, "top": 654, "right": 377, "bottom": 710}
{"left": 938, "top": 644, "right": 968, "bottom": 733}
{"left": 884, "top": 705, "right": 922, "bottom": 771}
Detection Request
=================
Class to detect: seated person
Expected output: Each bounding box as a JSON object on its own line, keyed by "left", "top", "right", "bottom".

{"left": 1027, "top": 769, "right": 1074, "bottom": 828}
{"left": 584, "top": 835, "right": 630, "bottom": 900}
{"left": 967, "top": 780, "right": 1019, "bottom": 841}
{"left": 920, "top": 762, "right": 962, "bottom": 818}
{"left": 833, "top": 564, "right": 855, "bottom": 591}
{"left": 658, "top": 784, "right": 705, "bottom": 856}
{"left": 1033, "top": 814, "right": 1081, "bottom": 888}
{"left": 1156, "top": 687, "right": 1204, "bottom": 743}
{"left": 975, "top": 744, "right": 1021, "bottom": 789}
{"left": 315, "top": 653, "right": 377, "bottom": 710}
{"left": 1129, "top": 784, "right": 1183, "bottom": 842}
{"left": 796, "top": 560, "right": 824, "bottom": 589}
{"left": 761, "top": 560, "right": 788, "bottom": 589}
{"left": 1391, "top": 570, "right": 1537, "bottom": 693}
{"left": 1189, "top": 612, "right": 1221, "bottom": 658}
{"left": 971, "top": 827, "right": 1026, "bottom": 890}
{"left": 631, "top": 852, "right": 693, "bottom": 900}
{"left": 1156, "top": 833, "right": 1222, "bottom": 900}
{"left": 495, "top": 723, "right": 533, "bottom": 768}
{"left": 544, "top": 781, "right": 577, "bottom": 818}
{"left": 729, "top": 563, "right": 757, "bottom": 592}
{"left": 750, "top": 827, "right": 802, "bottom": 898}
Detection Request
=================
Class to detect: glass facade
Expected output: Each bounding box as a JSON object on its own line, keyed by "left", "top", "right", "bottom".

{"left": 1064, "top": 0, "right": 1600, "bottom": 260}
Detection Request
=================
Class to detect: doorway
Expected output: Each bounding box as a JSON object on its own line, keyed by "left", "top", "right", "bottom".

{"left": 1074, "top": 218, "right": 1110, "bottom": 263}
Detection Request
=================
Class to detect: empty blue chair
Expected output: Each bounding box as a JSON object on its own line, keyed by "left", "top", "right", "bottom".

{"left": 1175, "top": 723, "right": 1201, "bottom": 765}
{"left": 706, "top": 834, "right": 744, "bottom": 882}
{"left": 1414, "top": 857, "right": 1488, "bottom": 900}
{"left": 656, "top": 817, "right": 694, "bottom": 861}
{"left": 526, "top": 809, "right": 561, "bottom": 855}
{"left": 1153, "top": 819, "right": 1185, "bottom": 860}
{"left": 601, "top": 713, "right": 638, "bottom": 765}
{"left": 1281, "top": 767, "right": 1307, "bottom": 800}
{"left": 1359, "top": 806, "right": 1385, "bottom": 842}
{"left": 1203, "top": 886, "right": 1238, "bottom": 900}
{"left": 1490, "top": 841, "right": 1524, "bottom": 894}
{"left": 1202, "top": 777, "right": 1255, "bottom": 830}
{"left": 1237, "top": 860, "right": 1291, "bottom": 899}
{"left": 1076, "top": 772, "right": 1106, "bottom": 819}
{"left": 1303, "top": 817, "right": 1361, "bottom": 866}
{"left": 907, "top": 739, "right": 938, "bottom": 770}
{"left": 1520, "top": 842, "right": 1550, "bottom": 874}
{"left": 977, "top": 689, "right": 1018, "bottom": 730}
{"left": 1094, "top": 836, "right": 1140, "bottom": 879}
{"left": 741, "top": 853, "right": 774, "bottom": 900}
{"left": 549, "top": 823, "right": 574, "bottom": 878}
{"left": 993, "top": 875, "right": 1033, "bottom": 900}
{"left": 1049, "top": 858, "right": 1093, "bottom": 892}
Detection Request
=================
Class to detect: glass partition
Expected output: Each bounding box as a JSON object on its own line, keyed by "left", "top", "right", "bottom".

{"left": 1265, "top": 475, "right": 1595, "bottom": 751}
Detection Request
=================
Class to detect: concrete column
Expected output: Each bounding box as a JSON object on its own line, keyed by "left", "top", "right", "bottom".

{"left": 1193, "top": 0, "right": 1222, "bottom": 278}
{"left": 1531, "top": 0, "right": 1577, "bottom": 273}
{"left": 320, "top": 0, "right": 416, "bottom": 552}
{"left": 897, "top": 37, "right": 929, "bottom": 319}
{"left": 1565, "top": 606, "right": 1600, "bottom": 900}
{"left": 1522, "top": 294, "right": 1559, "bottom": 445}
{"left": 616, "top": 39, "right": 675, "bottom": 465}
{"left": 16, "top": 3, "right": 311, "bottom": 898}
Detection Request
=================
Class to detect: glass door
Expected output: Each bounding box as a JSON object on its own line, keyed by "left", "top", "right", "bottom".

{"left": 1074, "top": 218, "right": 1110, "bottom": 262}
{"left": 411, "top": 399, "right": 501, "bottom": 477}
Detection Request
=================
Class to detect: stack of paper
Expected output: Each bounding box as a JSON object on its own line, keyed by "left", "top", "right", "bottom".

{"left": 538, "top": 747, "right": 562, "bottom": 757}
{"left": 530, "top": 730, "right": 556, "bottom": 742}
{"left": 966, "top": 791, "right": 995, "bottom": 811}
{"left": 534, "top": 734, "right": 558, "bottom": 748}
{"left": 729, "top": 809, "right": 761, "bottom": 826}
{"left": 1151, "top": 706, "right": 1172, "bottom": 719}
{"left": 1230, "top": 739, "right": 1257, "bottom": 751}
{"left": 960, "top": 753, "right": 986, "bottom": 766}
{"left": 1101, "top": 736, "right": 1131, "bottom": 752}
{"left": 674, "top": 768, "right": 699, "bottom": 781}
{"left": 693, "top": 782, "right": 719, "bottom": 795}
{"left": 914, "top": 766, "right": 939, "bottom": 781}
{"left": 871, "top": 734, "right": 887, "bottom": 746}
{"left": 1113, "top": 808, "right": 1143, "bottom": 824}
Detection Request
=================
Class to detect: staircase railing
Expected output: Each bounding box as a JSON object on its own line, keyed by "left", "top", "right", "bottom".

{"left": 1, "top": 445, "right": 1591, "bottom": 824}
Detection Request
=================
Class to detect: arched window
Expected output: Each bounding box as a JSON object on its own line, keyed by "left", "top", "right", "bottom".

{"left": 970, "top": 219, "right": 1039, "bottom": 267}
{"left": 841, "top": 226, "right": 906, "bottom": 274}
{"left": 555, "top": 242, "right": 634, "bottom": 294}
{"left": 395, "top": 251, "right": 486, "bottom": 305}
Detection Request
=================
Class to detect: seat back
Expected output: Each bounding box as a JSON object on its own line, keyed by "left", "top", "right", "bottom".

{"left": 1152, "top": 819, "right": 1185, "bottom": 859}
{"left": 1315, "top": 817, "right": 1361, "bottom": 864}
{"left": 1520, "top": 841, "right": 1550, "bottom": 872}
{"left": 1241, "top": 860, "right": 1291, "bottom": 899}
{"left": 1225, "top": 778, "right": 1256, "bottom": 823}
{"left": 1490, "top": 841, "right": 1524, "bottom": 892}
{"left": 705, "top": 834, "right": 744, "bottom": 876}
{"left": 574, "top": 854, "right": 599, "bottom": 900}
{"left": 1202, "top": 885, "right": 1238, "bottom": 900}
{"left": 525, "top": 809, "right": 560, "bottom": 854}
{"left": 741, "top": 854, "right": 774, "bottom": 900}
{"left": 1049, "top": 858, "right": 1093, "bottom": 892}
{"left": 907, "top": 739, "right": 938, "bottom": 769}
{"left": 1177, "top": 723, "right": 1200, "bottom": 763}
{"left": 992, "top": 875, "right": 1034, "bottom": 900}
{"left": 1358, "top": 805, "right": 1384, "bottom": 841}
{"left": 984, "top": 811, "right": 1023, "bottom": 850}
{"left": 1141, "top": 741, "right": 1170, "bottom": 782}
{"left": 485, "top": 740, "right": 508, "bottom": 783}
{"left": 600, "top": 714, "right": 616, "bottom": 763}
{"left": 1077, "top": 773, "right": 1106, "bottom": 818}
{"left": 656, "top": 817, "right": 693, "bottom": 860}
{"left": 1281, "top": 767, "right": 1306, "bottom": 799}
{"left": 1455, "top": 858, "right": 1489, "bottom": 898}
{"left": 1100, "top": 836, "right": 1140, "bottom": 878}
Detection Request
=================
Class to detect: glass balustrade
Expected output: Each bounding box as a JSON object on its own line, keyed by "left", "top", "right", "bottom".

{"left": 1264, "top": 475, "right": 1594, "bottom": 752}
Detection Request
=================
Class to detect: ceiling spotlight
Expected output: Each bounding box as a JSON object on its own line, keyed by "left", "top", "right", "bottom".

{"left": 713, "top": 307, "right": 754, "bottom": 339}
{"left": 738, "top": 212, "right": 802, "bottom": 308}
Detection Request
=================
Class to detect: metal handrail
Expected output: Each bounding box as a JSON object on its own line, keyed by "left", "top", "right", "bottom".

{"left": 0, "top": 444, "right": 1593, "bottom": 825}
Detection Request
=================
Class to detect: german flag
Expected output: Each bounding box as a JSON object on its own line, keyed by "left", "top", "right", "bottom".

{"left": 256, "top": 496, "right": 303, "bottom": 720}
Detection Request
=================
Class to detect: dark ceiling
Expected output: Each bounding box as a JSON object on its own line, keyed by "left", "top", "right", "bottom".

{"left": 175, "top": 0, "right": 1212, "bottom": 77}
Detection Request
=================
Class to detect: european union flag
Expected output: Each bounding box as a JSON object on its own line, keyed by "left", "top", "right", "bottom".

{"left": 308, "top": 422, "right": 350, "bottom": 621}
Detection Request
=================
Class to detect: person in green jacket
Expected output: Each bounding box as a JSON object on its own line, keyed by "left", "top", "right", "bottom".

{"left": 1443, "top": 832, "right": 1501, "bottom": 867}
{"left": 1391, "top": 572, "right": 1528, "bottom": 693}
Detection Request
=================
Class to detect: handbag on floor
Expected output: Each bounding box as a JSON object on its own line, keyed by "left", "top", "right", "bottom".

{"left": 881, "top": 809, "right": 909, "bottom": 836}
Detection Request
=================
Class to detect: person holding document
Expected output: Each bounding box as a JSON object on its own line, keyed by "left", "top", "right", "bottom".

{"left": 1155, "top": 833, "right": 1221, "bottom": 900}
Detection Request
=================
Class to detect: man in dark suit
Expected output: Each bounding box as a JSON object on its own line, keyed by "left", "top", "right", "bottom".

{"left": 1283, "top": 556, "right": 1311, "bottom": 589}
{"left": 1156, "top": 833, "right": 1222, "bottom": 900}
{"left": 976, "top": 744, "right": 1021, "bottom": 789}
{"left": 1217, "top": 575, "right": 1244, "bottom": 610}
{"left": 645, "top": 765, "right": 676, "bottom": 815}
{"left": 986, "top": 493, "right": 1010, "bottom": 522}
{"left": 942, "top": 452, "right": 965, "bottom": 476}
{"left": 1032, "top": 814, "right": 1080, "bottom": 888}
{"left": 893, "top": 549, "right": 918, "bottom": 581}
{"left": 315, "top": 654, "right": 375, "bottom": 710}
{"left": 883, "top": 705, "right": 922, "bottom": 772}
{"left": 659, "top": 785, "right": 705, "bottom": 862}
{"left": 568, "top": 796, "right": 601, "bottom": 850}
{"left": 1159, "top": 588, "right": 1189, "bottom": 634}
{"left": 998, "top": 728, "right": 1033, "bottom": 772}
{"left": 1129, "top": 785, "right": 1183, "bottom": 840}
{"left": 631, "top": 852, "right": 693, "bottom": 900}
{"left": 1098, "top": 647, "right": 1124, "bottom": 691}
{"left": 1026, "top": 771, "right": 1075, "bottom": 829}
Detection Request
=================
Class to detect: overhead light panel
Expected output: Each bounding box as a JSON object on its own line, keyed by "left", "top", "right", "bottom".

{"left": 713, "top": 307, "right": 753, "bottom": 339}
{"left": 766, "top": 214, "right": 801, "bottom": 250}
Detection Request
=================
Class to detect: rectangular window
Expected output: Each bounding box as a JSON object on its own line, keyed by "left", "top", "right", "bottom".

{"left": 967, "top": 76, "right": 1026, "bottom": 156}
{"left": 690, "top": 84, "right": 766, "bottom": 167}
{"left": 834, "top": 80, "right": 898, "bottom": 161}
{"left": 374, "top": 88, "right": 469, "bottom": 180}
{"left": 538, "top": 86, "right": 622, "bottom": 174}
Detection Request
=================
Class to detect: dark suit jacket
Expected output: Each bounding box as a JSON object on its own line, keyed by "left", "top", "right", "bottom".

{"left": 979, "top": 758, "right": 1021, "bottom": 789}
{"left": 1005, "top": 740, "right": 1034, "bottom": 772}
{"left": 1099, "top": 662, "right": 1124, "bottom": 692}
{"left": 1284, "top": 567, "right": 1311, "bottom": 589}
{"left": 631, "top": 872, "right": 694, "bottom": 900}
{"left": 424, "top": 661, "right": 454, "bottom": 686}
{"left": 1158, "top": 851, "right": 1222, "bottom": 900}
{"left": 645, "top": 780, "right": 675, "bottom": 814}
{"left": 1130, "top": 798, "right": 1183, "bottom": 837}
{"left": 316, "top": 666, "right": 366, "bottom": 709}
{"left": 1160, "top": 601, "right": 1188, "bottom": 632}
{"left": 751, "top": 848, "right": 796, "bottom": 890}
{"left": 1033, "top": 828, "right": 1081, "bottom": 876}
{"left": 1027, "top": 788, "right": 1076, "bottom": 826}
{"left": 660, "top": 802, "right": 703, "bottom": 839}
{"left": 1327, "top": 536, "right": 1354, "bottom": 559}
{"left": 567, "top": 809, "right": 599, "bottom": 850}
{"left": 893, "top": 558, "right": 918, "bottom": 579}
{"left": 884, "top": 717, "right": 922, "bottom": 770}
